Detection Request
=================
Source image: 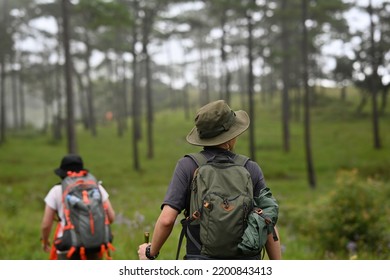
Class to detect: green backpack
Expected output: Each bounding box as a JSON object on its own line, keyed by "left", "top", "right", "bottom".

{"left": 179, "top": 152, "right": 254, "bottom": 259}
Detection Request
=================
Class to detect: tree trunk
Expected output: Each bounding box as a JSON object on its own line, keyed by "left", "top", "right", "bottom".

{"left": 19, "top": 72, "right": 25, "bottom": 129}
{"left": 53, "top": 19, "right": 63, "bottom": 142}
{"left": 0, "top": 0, "right": 9, "bottom": 144}
{"left": 131, "top": 1, "right": 141, "bottom": 171}
{"left": 281, "top": 0, "right": 290, "bottom": 153}
{"left": 234, "top": 52, "right": 246, "bottom": 109}
{"left": 73, "top": 65, "right": 88, "bottom": 130}
{"left": 85, "top": 34, "right": 97, "bottom": 137}
{"left": 220, "top": 10, "right": 231, "bottom": 104}
{"left": 340, "top": 85, "right": 346, "bottom": 102}
{"left": 294, "top": 87, "right": 302, "bottom": 122}
{"left": 53, "top": 64, "right": 62, "bottom": 141}
{"left": 164, "top": 42, "right": 177, "bottom": 111}
{"left": 198, "top": 34, "right": 210, "bottom": 106}
{"left": 247, "top": 12, "right": 256, "bottom": 161}
{"left": 0, "top": 61, "right": 5, "bottom": 144}
{"left": 52, "top": 76, "right": 61, "bottom": 140}
{"left": 301, "top": 0, "right": 316, "bottom": 188}
{"left": 42, "top": 75, "right": 50, "bottom": 134}
{"left": 12, "top": 68, "right": 19, "bottom": 130}
{"left": 142, "top": 11, "right": 154, "bottom": 159}
{"left": 179, "top": 42, "right": 190, "bottom": 120}
{"left": 368, "top": 0, "right": 381, "bottom": 149}
{"left": 61, "top": 0, "right": 77, "bottom": 153}
{"left": 145, "top": 50, "right": 154, "bottom": 159}
{"left": 356, "top": 90, "right": 368, "bottom": 114}
{"left": 122, "top": 58, "right": 129, "bottom": 120}
{"left": 113, "top": 58, "right": 125, "bottom": 138}
{"left": 380, "top": 87, "right": 388, "bottom": 114}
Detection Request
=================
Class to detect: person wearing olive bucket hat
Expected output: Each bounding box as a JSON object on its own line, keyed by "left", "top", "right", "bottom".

{"left": 138, "top": 100, "right": 281, "bottom": 260}
{"left": 185, "top": 99, "right": 250, "bottom": 147}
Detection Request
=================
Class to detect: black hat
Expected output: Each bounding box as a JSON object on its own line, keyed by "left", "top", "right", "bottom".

{"left": 54, "top": 154, "right": 87, "bottom": 178}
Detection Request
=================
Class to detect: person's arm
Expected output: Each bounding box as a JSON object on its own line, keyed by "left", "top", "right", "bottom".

{"left": 41, "top": 205, "right": 56, "bottom": 253}
{"left": 98, "top": 183, "right": 115, "bottom": 223}
{"left": 138, "top": 205, "right": 179, "bottom": 259}
{"left": 265, "top": 225, "right": 282, "bottom": 260}
{"left": 104, "top": 199, "right": 115, "bottom": 223}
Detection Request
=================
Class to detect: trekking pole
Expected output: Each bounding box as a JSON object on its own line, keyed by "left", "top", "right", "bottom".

{"left": 144, "top": 232, "right": 150, "bottom": 243}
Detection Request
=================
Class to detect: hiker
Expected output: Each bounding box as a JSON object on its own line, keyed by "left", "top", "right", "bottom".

{"left": 138, "top": 100, "right": 281, "bottom": 260}
{"left": 40, "top": 154, "right": 115, "bottom": 260}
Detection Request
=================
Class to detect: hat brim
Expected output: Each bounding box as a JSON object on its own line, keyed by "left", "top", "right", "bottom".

{"left": 54, "top": 168, "right": 67, "bottom": 178}
{"left": 54, "top": 167, "right": 88, "bottom": 178}
{"left": 186, "top": 110, "right": 250, "bottom": 146}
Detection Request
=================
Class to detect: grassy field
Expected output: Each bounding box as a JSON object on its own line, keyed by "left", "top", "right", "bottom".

{"left": 0, "top": 90, "right": 389, "bottom": 260}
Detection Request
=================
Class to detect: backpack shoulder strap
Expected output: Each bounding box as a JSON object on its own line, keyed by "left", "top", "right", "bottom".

{"left": 186, "top": 152, "right": 250, "bottom": 167}
{"left": 177, "top": 153, "right": 207, "bottom": 260}
{"left": 233, "top": 154, "right": 250, "bottom": 167}
{"left": 185, "top": 152, "right": 208, "bottom": 167}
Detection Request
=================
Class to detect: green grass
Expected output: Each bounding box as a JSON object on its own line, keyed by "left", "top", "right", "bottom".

{"left": 0, "top": 89, "right": 389, "bottom": 259}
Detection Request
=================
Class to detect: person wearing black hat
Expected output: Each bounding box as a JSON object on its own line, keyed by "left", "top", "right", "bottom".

{"left": 40, "top": 154, "right": 115, "bottom": 259}
{"left": 138, "top": 100, "right": 281, "bottom": 260}
{"left": 53, "top": 154, "right": 87, "bottom": 178}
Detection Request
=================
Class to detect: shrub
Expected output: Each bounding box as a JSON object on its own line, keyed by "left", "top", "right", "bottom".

{"left": 308, "top": 169, "right": 390, "bottom": 259}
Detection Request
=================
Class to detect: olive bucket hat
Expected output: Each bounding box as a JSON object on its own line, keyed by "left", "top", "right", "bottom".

{"left": 186, "top": 100, "right": 250, "bottom": 146}
{"left": 54, "top": 154, "right": 87, "bottom": 178}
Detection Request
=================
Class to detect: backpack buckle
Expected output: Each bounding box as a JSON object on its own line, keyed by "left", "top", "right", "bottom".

{"left": 192, "top": 211, "right": 201, "bottom": 220}
{"left": 254, "top": 208, "right": 272, "bottom": 225}
{"left": 254, "top": 208, "right": 263, "bottom": 215}
{"left": 203, "top": 201, "right": 213, "bottom": 210}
